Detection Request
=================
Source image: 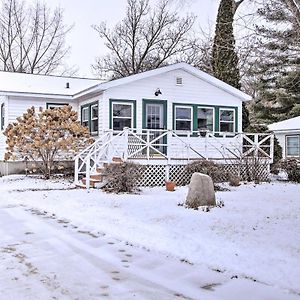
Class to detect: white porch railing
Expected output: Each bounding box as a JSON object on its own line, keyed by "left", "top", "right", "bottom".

{"left": 74, "top": 128, "right": 274, "bottom": 188}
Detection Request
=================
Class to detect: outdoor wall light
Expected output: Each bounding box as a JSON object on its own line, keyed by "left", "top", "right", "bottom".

{"left": 155, "top": 88, "right": 162, "bottom": 96}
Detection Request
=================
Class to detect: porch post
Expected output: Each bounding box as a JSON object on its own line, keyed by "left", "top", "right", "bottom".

{"left": 74, "top": 157, "right": 79, "bottom": 184}
{"left": 86, "top": 157, "right": 90, "bottom": 190}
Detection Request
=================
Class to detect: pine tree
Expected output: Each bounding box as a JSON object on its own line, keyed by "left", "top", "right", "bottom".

{"left": 253, "top": 0, "right": 300, "bottom": 123}
{"left": 212, "top": 0, "right": 250, "bottom": 130}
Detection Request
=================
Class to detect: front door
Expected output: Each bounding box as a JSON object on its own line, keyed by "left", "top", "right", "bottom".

{"left": 144, "top": 101, "right": 167, "bottom": 154}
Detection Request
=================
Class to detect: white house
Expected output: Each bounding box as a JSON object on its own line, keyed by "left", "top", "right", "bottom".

{"left": 0, "top": 63, "right": 274, "bottom": 185}
{"left": 269, "top": 116, "right": 300, "bottom": 159}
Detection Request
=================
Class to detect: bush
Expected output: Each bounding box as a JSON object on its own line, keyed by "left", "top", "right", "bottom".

{"left": 279, "top": 158, "right": 300, "bottom": 183}
{"left": 185, "top": 159, "right": 225, "bottom": 183}
{"left": 103, "top": 162, "right": 144, "bottom": 193}
{"left": 228, "top": 174, "right": 240, "bottom": 186}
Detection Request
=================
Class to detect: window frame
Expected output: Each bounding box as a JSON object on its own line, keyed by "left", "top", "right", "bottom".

{"left": 174, "top": 105, "right": 193, "bottom": 132}
{"left": 46, "top": 103, "right": 69, "bottom": 109}
{"left": 110, "top": 99, "right": 136, "bottom": 131}
{"left": 286, "top": 135, "right": 300, "bottom": 157}
{"left": 1, "top": 103, "right": 4, "bottom": 131}
{"left": 80, "top": 101, "right": 99, "bottom": 135}
{"left": 197, "top": 106, "right": 215, "bottom": 132}
{"left": 219, "top": 108, "right": 236, "bottom": 133}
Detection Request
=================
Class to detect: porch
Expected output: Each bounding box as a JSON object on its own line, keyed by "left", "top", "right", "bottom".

{"left": 74, "top": 128, "right": 274, "bottom": 188}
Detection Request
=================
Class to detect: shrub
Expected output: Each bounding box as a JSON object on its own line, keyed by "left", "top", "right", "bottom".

{"left": 185, "top": 159, "right": 225, "bottom": 183}
{"left": 279, "top": 158, "right": 300, "bottom": 183}
{"left": 228, "top": 174, "right": 240, "bottom": 186}
{"left": 4, "top": 106, "right": 93, "bottom": 179}
{"left": 103, "top": 162, "right": 144, "bottom": 193}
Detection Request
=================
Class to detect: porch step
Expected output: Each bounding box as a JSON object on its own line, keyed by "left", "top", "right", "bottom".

{"left": 82, "top": 178, "right": 103, "bottom": 188}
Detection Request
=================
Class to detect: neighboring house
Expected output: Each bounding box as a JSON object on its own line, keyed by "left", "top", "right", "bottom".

{"left": 269, "top": 116, "right": 300, "bottom": 159}
{"left": 0, "top": 63, "right": 274, "bottom": 184}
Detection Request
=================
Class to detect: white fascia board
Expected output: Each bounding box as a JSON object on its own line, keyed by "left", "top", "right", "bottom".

{"left": 0, "top": 91, "right": 73, "bottom": 100}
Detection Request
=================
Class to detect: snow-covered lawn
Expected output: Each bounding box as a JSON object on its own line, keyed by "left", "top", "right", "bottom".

{"left": 0, "top": 175, "right": 299, "bottom": 299}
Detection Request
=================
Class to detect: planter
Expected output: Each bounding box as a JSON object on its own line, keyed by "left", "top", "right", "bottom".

{"left": 165, "top": 180, "right": 176, "bottom": 191}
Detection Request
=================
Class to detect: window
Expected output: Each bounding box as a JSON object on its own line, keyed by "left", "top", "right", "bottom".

{"left": 219, "top": 109, "right": 235, "bottom": 132}
{"left": 286, "top": 136, "right": 300, "bottom": 156}
{"left": 1, "top": 103, "right": 4, "bottom": 130}
{"left": 175, "top": 106, "right": 192, "bottom": 131}
{"left": 46, "top": 103, "right": 69, "bottom": 109}
{"left": 80, "top": 102, "right": 98, "bottom": 134}
{"left": 91, "top": 104, "right": 98, "bottom": 133}
{"left": 112, "top": 102, "right": 133, "bottom": 131}
{"left": 197, "top": 107, "right": 214, "bottom": 131}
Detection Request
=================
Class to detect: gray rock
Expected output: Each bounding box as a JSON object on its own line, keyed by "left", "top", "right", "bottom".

{"left": 186, "top": 173, "right": 216, "bottom": 208}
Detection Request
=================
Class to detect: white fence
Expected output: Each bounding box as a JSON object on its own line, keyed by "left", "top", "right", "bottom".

{"left": 74, "top": 128, "right": 274, "bottom": 187}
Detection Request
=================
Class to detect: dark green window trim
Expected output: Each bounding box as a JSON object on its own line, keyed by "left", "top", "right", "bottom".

{"left": 172, "top": 103, "right": 238, "bottom": 133}
{"left": 142, "top": 99, "right": 167, "bottom": 129}
{"left": 1, "top": 103, "right": 4, "bottom": 130}
{"left": 46, "top": 102, "right": 69, "bottom": 109}
{"left": 109, "top": 99, "right": 137, "bottom": 130}
{"left": 81, "top": 101, "right": 98, "bottom": 135}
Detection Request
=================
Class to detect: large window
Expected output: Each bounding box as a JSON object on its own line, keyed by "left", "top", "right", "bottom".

{"left": 219, "top": 109, "right": 235, "bottom": 132}
{"left": 175, "top": 106, "right": 192, "bottom": 131}
{"left": 286, "top": 136, "right": 300, "bottom": 156}
{"left": 1, "top": 103, "right": 4, "bottom": 130}
{"left": 112, "top": 102, "right": 134, "bottom": 131}
{"left": 197, "top": 107, "right": 214, "bottom": 131}
{"left": 81, "top": 102, "right": 98, "bottom": 135}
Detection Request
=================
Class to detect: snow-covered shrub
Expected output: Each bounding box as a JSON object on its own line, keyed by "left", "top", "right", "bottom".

{"left": 103, "top": 162, "right": 144, "bottom": 193}
{"left": 185, "top": 159, "right": 225, "bottom": 183}
{"left": 279, "top": 159, "right": 300, "bottom": 183}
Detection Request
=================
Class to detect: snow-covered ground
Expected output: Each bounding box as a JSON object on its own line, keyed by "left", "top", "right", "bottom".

{"left": 0, "top": 175, "right": 299, "bottom": 299}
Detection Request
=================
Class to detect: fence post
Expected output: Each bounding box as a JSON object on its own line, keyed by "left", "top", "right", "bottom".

{"left": 270, "top": 134, "right": 274, "bottom": 163}
{"left": 165, "top": 164, "right": 170, "bottom": 182}
{"left": 146, "top": 129, "right": 150, "bottom": 160}
{"left": 86, "top": 156, "right": 90, "bottom": 190}
{"left": 124, "top": 127, "right": 129, "bottom": 161}
{"left": 74, "top": 157, "right": 79, "bottom": 184}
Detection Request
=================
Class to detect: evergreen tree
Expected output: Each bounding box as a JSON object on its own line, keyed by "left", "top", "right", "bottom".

{"left": 253, "top": 0, "right": 300, "bottom": 123}
{"left": 212, "top": 0, "right": 250, "bottom": 130}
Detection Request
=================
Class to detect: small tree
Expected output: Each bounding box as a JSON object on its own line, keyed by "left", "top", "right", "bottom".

{"left": 4, "top": 105, "right": 93, "bottom": 178}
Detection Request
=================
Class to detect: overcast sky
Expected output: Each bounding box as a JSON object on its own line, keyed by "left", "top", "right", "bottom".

{"left": 36, "top": 0, "right": 219, "bottom": 77}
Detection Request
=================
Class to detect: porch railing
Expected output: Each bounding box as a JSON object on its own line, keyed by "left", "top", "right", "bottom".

{"left": 74, "top": 128, "right": 274, "bottom": 188}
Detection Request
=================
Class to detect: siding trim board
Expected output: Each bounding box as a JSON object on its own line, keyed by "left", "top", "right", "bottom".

{"left": 172, "top": 103, "right": 238, "bottom": 133}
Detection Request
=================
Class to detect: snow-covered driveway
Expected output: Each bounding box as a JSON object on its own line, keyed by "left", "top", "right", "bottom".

{"left": 0, "top": 175, "right": 299, "bottom": 299}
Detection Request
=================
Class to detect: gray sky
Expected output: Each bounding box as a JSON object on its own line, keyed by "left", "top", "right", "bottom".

{"left": 42, "top": 0, "right": 220, "bottom": 77}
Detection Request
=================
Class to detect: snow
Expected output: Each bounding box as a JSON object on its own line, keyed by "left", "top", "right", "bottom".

{"left": 0, "top": 71, "right": 104, "bottom": 96}
{"left": 0, "top": 175, "right": 299, "bottom": 299}
{"left": 268, "top": 116, "right": 300, "bottom": 131}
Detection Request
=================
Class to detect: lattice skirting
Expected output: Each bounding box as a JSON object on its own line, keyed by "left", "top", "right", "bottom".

{"left": 138, "top": 163, "right": 270, "bottom": 187}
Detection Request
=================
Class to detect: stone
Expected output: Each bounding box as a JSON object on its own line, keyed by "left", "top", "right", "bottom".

{"left": 186, "top": 172, "right": 216, "bottom": 208}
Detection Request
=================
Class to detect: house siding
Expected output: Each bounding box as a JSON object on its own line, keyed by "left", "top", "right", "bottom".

{"left": 102, "top": 69, "right": 243, "bottom": 132}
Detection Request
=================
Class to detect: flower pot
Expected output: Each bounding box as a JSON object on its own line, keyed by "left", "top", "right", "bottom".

{"left": 165, "top": 181, "right": 176, "bottom": 191}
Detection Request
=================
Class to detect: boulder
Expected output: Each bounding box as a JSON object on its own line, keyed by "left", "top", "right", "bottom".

{"left": 186, "top": 172, "right": 216, "bottom": 208}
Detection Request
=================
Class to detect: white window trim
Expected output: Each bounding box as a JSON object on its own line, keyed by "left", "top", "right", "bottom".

{"left": 174, "top": 105, "right": 193, "bottom": 132}
{"left": 112, "top": 102, "right": 134, "bottom": 130}
{"left": 219, "top": 108, "right": 235, "bottom": 133}
{"left": 286, "top": 135, "right": 300, "bottom": 157}
{"left": 197, "top": 106, "right": 215, "bottom": 133}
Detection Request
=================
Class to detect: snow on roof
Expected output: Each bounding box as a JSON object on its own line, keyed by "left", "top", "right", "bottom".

{"left": 76, "top": 62, "right": 252, "bottom": 101}
{"left": 0, "top": 71, "right": 105, "bottom": 97}
{"left": 268, "top": 116, "right": 300, "bottom": 132}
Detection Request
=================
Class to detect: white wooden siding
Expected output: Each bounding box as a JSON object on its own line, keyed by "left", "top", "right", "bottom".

{"left": 103, "top": 69, "right": 243, "bottom": 132}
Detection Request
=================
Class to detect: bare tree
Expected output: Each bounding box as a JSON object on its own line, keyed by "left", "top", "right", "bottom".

{"left": 0, "top": 0, "right": 72, "bottom": 74}
{"left": 92, "top": 0, "right": 196, "bottom": 79}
